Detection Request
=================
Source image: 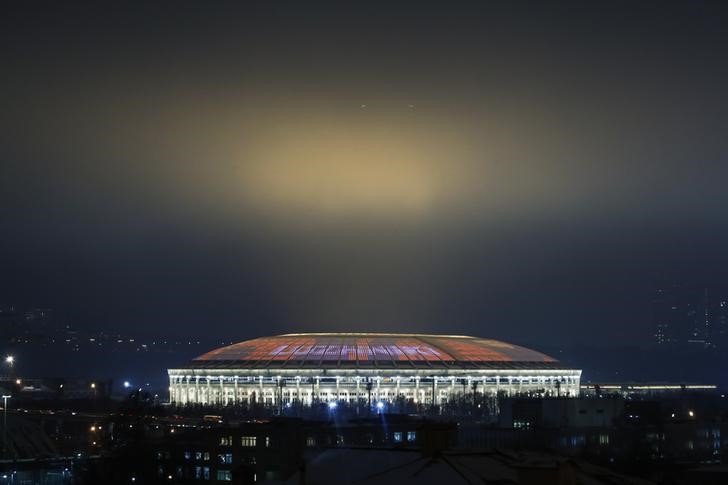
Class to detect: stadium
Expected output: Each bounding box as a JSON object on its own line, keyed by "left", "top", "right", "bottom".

{"left": 168, "top": 333, "right": 581, "bottom": 406}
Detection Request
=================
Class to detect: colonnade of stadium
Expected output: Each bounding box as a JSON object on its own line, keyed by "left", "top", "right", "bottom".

{"left": 168, "top": 370, "right": 582, "bottom": 406}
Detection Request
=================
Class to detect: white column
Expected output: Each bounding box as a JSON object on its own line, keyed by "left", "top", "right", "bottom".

{"left": 169, "top": 376, "right": 175, "bottom": 404}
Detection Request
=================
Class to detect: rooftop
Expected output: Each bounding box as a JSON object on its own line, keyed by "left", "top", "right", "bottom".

{"left": 186, "top": 333, "right": 564, "bottom": 370}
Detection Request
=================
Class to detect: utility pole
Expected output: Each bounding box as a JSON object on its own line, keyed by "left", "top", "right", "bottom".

{"left": 2, "top": 395, "right": 10, "bottom": 458}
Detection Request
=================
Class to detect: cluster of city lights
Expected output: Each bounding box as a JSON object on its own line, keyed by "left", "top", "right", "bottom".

{"left": 326, "top": 400, "right": 386, "bottom": 412}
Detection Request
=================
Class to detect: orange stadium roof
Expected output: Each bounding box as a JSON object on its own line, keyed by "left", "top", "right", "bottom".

{"left": 187, "top": 333, "right": 562, "bottom": 370}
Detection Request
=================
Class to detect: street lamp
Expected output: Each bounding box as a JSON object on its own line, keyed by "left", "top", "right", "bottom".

{"left": 4, "top": 356, "right": 13, "bottom": 367}
{"left": 90, "top": 382, "right": 97, "bottom": 408}
{"left": 2, "top": 395, "right": 10, "bottom": 458}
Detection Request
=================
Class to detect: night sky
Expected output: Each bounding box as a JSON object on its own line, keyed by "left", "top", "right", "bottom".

{"left": 2, "top": 1, "right": 728, "bottom": 347}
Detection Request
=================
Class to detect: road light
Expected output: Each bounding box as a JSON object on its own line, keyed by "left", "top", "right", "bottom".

{"left": 123, "top": 381, "right": 131, "bottom": 389}
{"left": 91, "top": 382, "right": 97, "bottom": 407}
{"left": 328, "top": 401, "right": 338, "bottom": 410}
{"left": 4, "top": 356, "right": 13, "bottom": 366}
{"left": 2, "top": 395, "right": 10, "bottom": 459}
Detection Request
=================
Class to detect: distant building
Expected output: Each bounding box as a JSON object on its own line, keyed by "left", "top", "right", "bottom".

{"left": 652, "top": 285, "right": 685, "bottom": 345}
{"left": 498, "top": 397, "right": 624, "bottom": 429}
{"left": 653, "top": 284, "right": 728, "bottom": 348}
{"left": 580, "top": 382, "right": 718, "bottom": 398}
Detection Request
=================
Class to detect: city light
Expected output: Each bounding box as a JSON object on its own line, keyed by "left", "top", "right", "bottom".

{"left": 4, "top": 356, "right": 13, "bottom": 366}
{"left": 688, "top": 410, "right": 695, "bottom": 417}
{"left": 124, "top": 381, "right": 131, "bottom": 388}
{"left": 328, "top": 401, "right": 337, "bottom": 410}
{"left": 376, "top": 401, "right": 385, "bottom": 411}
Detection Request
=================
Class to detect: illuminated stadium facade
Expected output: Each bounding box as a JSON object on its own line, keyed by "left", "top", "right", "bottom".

{"left": 168, "top": 333, "right": 581, "bottom": 406}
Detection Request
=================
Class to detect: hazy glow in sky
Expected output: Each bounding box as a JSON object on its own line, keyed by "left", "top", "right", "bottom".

{"left": 242, "top": 120, "right": 444, "bottom": 215}
{"left": 2, "top": 2, "right": 728, "bottom": 344}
